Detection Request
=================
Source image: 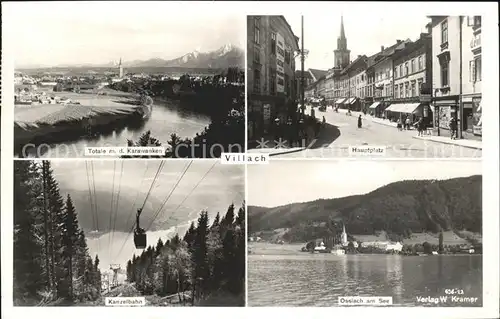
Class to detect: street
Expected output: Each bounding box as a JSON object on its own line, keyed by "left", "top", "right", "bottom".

{"left": 272, "top": 106, "right": 482, "bottom": 158}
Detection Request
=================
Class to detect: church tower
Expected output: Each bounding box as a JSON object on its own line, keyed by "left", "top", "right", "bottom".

{"left": 118, "top": 58, "right": 124, "bottom": 78}
{"left": 341, "top": 223, "right": 348, "bottom": 246}
{"left": 334, "top": 16, "right": 351, "bottom": 69}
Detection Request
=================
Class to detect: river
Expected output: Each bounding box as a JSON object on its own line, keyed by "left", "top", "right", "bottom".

{"left": 21, "top": 99, "right": 211, "bottom": 158}
{"left": 248, "top": 254, "right": 482, "bottom": 307}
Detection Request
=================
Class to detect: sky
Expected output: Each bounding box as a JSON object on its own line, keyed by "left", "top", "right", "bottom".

{"left": 7, "top": 2, "right": 245, "bottom": 67}
{"left": 248, "top": 160, "right": 482, "bottom": 208}
{"left": 285, "top": 14, "right": 430, "bottom": 71}
{"left": 50, "top": 160, "right": 244, "bottom": 269}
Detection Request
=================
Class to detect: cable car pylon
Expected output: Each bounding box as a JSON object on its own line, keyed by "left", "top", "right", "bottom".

{"left": 109, "top": 264, "right": 121, "bottom": 288}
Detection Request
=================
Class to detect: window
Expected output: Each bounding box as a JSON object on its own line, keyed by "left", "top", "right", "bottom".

{"left": 270, "top": 32, "right": 276, "bottom": 55}
{"left": 404, "top": 62, "right": 409, "bottom": 75}
{"left": 441, "top": 20, "right": 448, "bottom": 44}
{"left": 386, "top": 69, "right": 390, "bottom": 79}
{"left": 470, "top": 56, "right": 482, "bottom": 82}
{"left": 285, "top": 49, "right": 290, "bottom": 64}
{"left": 269, "top": 67, "right": 276, "bottom": 94}
{"left": 386, "top": 84, "right": 392, "bottom": 97}
{"left": 399, "top": 84, "right": 404, "bottom": 98}
{"left": 411, "top": 59, "right": 415, "bottom": 74}
{"left": 441, "top": 61, "right": 449, "bottom": 86}
{"left": 254, "top": 18, "right": 260, "bottom": 44}
{"left": 405, "top": 82, "right": 410, "bottom": 97}
{"left": 417, "top": 78, "right": 423, "bottom": 95}
{"left": 395, "top": 84, "right": 399, "bottom": 98}
{"left": 418, "top": 56, "right": 423, "bottom": 71}
{"left": 253, "top": 68, "right": 260, "bottom": 93}
{"left": 411, "top": 81, "right": 416, "bottom": 97}
{"left": 399, "top": 65, "right": 403, "bottom": 78}
{"left": 467, "top": 16, "right": 482, "bottom": 28}
{"left": 253, "top": 48, "right": 260, "bottom": 63}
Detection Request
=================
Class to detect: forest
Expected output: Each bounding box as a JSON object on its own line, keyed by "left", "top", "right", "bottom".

{"left": 13, "top": 160, "right": 246, "bottom": 307}
{"left": 14, "top": 160, "right": 102, "bottom": 306}
{"left": 109, "top": 67, "right": 245, "bottom": 120}
{"left": 249, "top": 176, "right": 482, "bottom": 242}
{"left": 126, "top": 203, "right": 246, "bottom": 306}
{"left": 117, "top": 68, "right": 245, "bottom": 158}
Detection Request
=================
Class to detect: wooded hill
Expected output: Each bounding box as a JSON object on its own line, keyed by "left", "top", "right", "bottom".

{"left": 126, "top": 203, "right": 246, "bottom": 306}
{"left": 249, "top": 176, "right": 482, "bottom": 242}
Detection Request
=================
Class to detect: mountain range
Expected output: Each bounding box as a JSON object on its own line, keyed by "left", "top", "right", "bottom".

{"left": 249, "top": 176, "right": 482, "bottom": 241}
{"left": 19, "top": 44, "right": 244, "bottom": 70}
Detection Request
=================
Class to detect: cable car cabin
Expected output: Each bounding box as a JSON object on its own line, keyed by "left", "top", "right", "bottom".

{"left": 134, "top": 230, "right": 146, "bottom": 249}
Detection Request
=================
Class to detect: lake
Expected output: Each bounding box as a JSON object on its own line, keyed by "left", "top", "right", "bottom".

{"left": 248, "top": 253, "right": 482, "bottom": 307}
{"left": 21, "top": 98, "right": 210, "bottom": 158}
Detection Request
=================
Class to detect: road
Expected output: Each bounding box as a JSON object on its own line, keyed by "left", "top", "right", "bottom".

{"left": 273, "top": 107, "right": 482, "bottom": 158}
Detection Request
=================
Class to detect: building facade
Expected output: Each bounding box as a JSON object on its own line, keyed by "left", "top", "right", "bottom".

{"left": 430, "top": 15, "right": 482, "bottom": 139}
{"left": 247, "top": 15, "right": 299, "bottom": 140}
{"left": 461, "top": 16, "right": 482, "bottom": 136}
{"left": 389, "top": 33, "right": 433, "bottom": 125}
{"left": 366, "top": 40, "right": 409, "bottom": 117}
{"left": 430, "top": 16, "right": 462, "bottom": 135}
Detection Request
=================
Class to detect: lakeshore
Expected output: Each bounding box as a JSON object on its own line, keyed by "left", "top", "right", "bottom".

{"left": 248, "top": 242, "right": 481, "bottom": 257}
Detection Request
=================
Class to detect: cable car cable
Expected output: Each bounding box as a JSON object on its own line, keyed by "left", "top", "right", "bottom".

{"left": 110, "top": 160, "right": 124, "bottom": 262}
{"left": 113, "top": 161, "right": 164, "bottom": 259}
{"left": 108, "top": 160, "right": 117, "bottom": 258}
{"left": 85, "top": 161, "right": 96, "bottom": 232}
{"left": 157, "top": 160, "right": 217, "bottom": 230}
{"left": 145, "top": 160, "right": 193, "bottom": 232}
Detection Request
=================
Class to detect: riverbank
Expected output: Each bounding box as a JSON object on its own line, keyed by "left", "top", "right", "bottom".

{"left": 14, "top": 91, "right": 149, "bottom": 156}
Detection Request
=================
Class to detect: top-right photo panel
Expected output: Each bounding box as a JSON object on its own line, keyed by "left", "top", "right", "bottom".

{"left": 247, "top": 15, "right": 482, "bottom": 158}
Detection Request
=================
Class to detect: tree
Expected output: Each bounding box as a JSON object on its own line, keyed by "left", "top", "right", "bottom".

{"left": 423, "top": 241, "right": 433, "bottom": 255}
{"left": 13, "top": 161, "right": 44, "bottom": 301}
{"left": 60, "top": 194, "right": 80, "bottom": 300}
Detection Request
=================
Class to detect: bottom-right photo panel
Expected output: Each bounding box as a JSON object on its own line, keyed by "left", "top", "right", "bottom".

{"left": 247, "top": 160, "right": 482, "bottom": 307}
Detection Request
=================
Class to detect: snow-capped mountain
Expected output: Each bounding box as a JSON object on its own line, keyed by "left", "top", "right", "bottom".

{"left": 129, "top": 44, "right": 244, "bottom": 69}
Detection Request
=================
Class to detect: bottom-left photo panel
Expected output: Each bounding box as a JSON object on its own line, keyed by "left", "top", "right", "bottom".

{"left": 13, "top": 159, "right": 246, "bottom": 307}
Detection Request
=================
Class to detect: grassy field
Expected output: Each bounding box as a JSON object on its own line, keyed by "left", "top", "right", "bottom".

{"left": 248, "top": 242, "right": 304, "bottom": 255}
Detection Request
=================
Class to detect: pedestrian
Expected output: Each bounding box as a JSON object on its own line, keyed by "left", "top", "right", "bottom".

{"left": 449, "top": 117, "right": 457, "bottom": 140}
{"left": 322, "top": 116, "right": 326, "bottom": 125}
{"left": 357, "top": 115, "right": 362, "bottom": 128}
{"left": 417, "top": 118, "right": 424, "bottom": 136}
{"left": 405, "top": 117, "right": 411, "bottom": 130}
{"left": 397, "top": 118, "right": 402, "bottom": 131}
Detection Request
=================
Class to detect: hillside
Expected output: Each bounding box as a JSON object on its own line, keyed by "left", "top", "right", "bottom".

{"left": 249, "top": 176, "right": 482, "bottom": 242}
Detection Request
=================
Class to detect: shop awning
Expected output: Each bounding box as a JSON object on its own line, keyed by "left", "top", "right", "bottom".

{"left": 347, "top": 97, "right": 357, "bottom": 104}
{"left": 368, "top": 102, "right": 381, "bottom": 109}
{"left": 335, "top": 98, "right": 346, "bottom": 104}
{"left": 386, "top": 103, "right": 421, "bottom": 114}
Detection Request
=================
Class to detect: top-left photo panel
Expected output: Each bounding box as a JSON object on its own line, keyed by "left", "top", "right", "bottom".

{"left": 8, "top": 2, "right": 245, "bottom": 159}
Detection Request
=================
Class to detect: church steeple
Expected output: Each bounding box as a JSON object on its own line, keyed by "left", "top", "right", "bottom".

{"left": 334, "top": 15, "right": 351, "bottom": 69}
{"left": 340, "top": 15, "right": 346, "bottom": 40}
